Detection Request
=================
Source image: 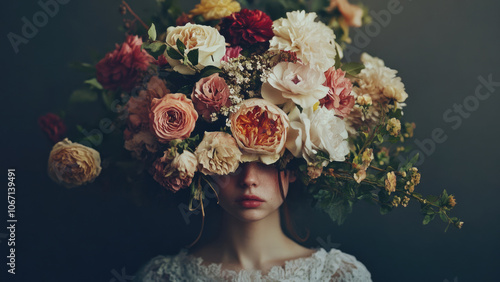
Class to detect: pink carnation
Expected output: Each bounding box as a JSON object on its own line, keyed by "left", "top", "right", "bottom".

{"left": 221, "top": 46, "right": 242, "bottom": 62}
{"left": 192, "top": 73, "right": 231, "bottom": 121}
{"left": 96, "top": 35, "right": 154, "bottom": 91}
{"left": 320, "top": 68, "right": 355, "bottom": 119}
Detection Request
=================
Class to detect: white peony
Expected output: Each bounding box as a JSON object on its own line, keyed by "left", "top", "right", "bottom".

{"left": 165, "top": 23, "right": 226, "bottom": 75}
{"left": 269, "top": 11, "right": 337, "bottom": 72}
{"left": 261, "top": 62, "right": 329, "bottom": 108}
{"left": 286, "top": 106, "right": 349, "bottom": 166}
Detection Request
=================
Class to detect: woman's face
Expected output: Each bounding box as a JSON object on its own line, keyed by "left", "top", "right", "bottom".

{"left": 211, "top": 162, "right": 295, "bottom": 222}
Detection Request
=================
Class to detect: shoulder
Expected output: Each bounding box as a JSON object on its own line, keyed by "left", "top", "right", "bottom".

{"left": 133, "top": 250, "right": 191, "bottom": 282}
{"left": 316, "top": 248, "right": 372, "bottom": 282}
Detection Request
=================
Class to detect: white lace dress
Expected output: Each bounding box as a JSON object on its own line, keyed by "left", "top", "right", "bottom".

{"left": 134, "top": 248, "right": 372, "bottom": 282}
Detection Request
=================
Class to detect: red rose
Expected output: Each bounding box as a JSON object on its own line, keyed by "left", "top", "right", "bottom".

{"left": 96, "top": 35, "right": 154, "bottom": 91}
{"left": 320, "top": 68, "right": 355, "bottom": 119}
{"left": 219, "top": 9, "right": 273, "bottom": 47}
{"left": 38, "top": 113, "right": 66, "bottom": 144}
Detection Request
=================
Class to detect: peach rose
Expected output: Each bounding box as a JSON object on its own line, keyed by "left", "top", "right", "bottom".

{"left": 230, "top": 99, "right": 289, "bottom": 164}
{"left": 47, "top": 138, "right": 102, "bottom": 188}
{"left": 327, "top": 0, "right": 363, "bottom": 27}
{"left": 149, "top": 94, "right": 198, "bottom": 143}
{"left": 195, "top": 131, "right": 242, "bottom": 175}
{"left": 192, "top": 73, "right": 231, "bottom": 121}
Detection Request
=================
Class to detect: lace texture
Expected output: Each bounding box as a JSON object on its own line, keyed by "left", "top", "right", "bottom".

{"left": 134, "top": 248, "right": 372, "bottom": 282}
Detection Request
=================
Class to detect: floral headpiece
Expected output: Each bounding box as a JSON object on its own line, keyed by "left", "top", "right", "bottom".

{"left": 44, "top": 0, "right": 462, "bottom": 230}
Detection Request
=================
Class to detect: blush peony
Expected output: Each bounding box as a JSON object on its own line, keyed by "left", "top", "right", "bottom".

{"left": 191, "top": 73, "right": 231, "bottom": 121}
{"left": 261, "top": 62, "right": 329, "bottom": 108}
{"left": 195, "top": 131, "right": 242, "bottom": 175}
{"left": 96, "top": 35, "right": 154, "bottom": 91}
{"left": 230, "top": 99, "right": 289, "bottom": 164}
{"left": 47, "top": 138, "right": 102, "bottom": 188}
{"left": 219, "top": 9, "right": 274, "bottom": 47}
{"left": 149, "top": 94, "right": 198, "bottom": 143}
{"left": 319, "top": 67, "right": 355, "bottom": 118}
{"left": 165, "top": 23, "right": 226, "bottom": 75}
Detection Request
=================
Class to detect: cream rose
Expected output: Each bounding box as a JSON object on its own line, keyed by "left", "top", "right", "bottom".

{"left": 230, "top": 99, "right": 290, "bottom": 165}
{"left": 165, "top": 23, "right": 226, "bottom": 75}
{"left": 47, "top": 138, "right": 102, "bottom": 188}
{"left": 286, "top": 106, "right": 349, "bottom": 166}
{"left": 149, "top": 94, "right": 198, "bottom": 143}
{"left": 261, "top": 62, "right": 329, "bottom": 108}
{"left": 195, "top": 131, "right": 242, "bottom": 175}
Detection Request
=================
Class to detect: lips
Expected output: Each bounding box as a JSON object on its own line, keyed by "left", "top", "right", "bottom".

{"left": 236, "top": 195, "right": 264, "bottom": 208}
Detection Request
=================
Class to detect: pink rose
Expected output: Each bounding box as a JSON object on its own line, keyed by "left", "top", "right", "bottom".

{"left": 230, "top": 99, "right": 289, "bottom": 164}
{"left": 319, "top": 67, "right": 355, "bottom": 119}
{"left": 126, "top": 76, "right": 170, "bottom": 132}
{"left": 192, "top": 73, "right": 231, "bottom": 121}
{"left": 151, "top": 150, "right": 197, "bottom": 192}
{"left": 96, "top": 35, "right": 154, "bottom": 91}
{"left": 149, "top": 94, "right": 198, "bottom": 143}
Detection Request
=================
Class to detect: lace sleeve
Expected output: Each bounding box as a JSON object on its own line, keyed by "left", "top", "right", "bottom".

{"left": 327, "top": 249, "right": 372, "bottom": 282}
{"left": 133, "top": 255, "right": 172, "bottom": 282}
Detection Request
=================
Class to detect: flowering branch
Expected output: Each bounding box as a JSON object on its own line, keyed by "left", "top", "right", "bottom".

{"left": 121, "top": 1, "right": 149, "bottom": 30}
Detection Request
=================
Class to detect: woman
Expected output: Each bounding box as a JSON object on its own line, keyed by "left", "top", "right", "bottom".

{"left": 134, "top": 162, "right": 372, "bottom": 281}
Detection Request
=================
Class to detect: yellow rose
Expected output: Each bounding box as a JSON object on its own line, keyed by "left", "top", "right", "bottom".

{"left": 47, "top": 138, "right": 102, "bottom": 188}
{"left": 190, "top": 0, "right": 241, "bottom": 20}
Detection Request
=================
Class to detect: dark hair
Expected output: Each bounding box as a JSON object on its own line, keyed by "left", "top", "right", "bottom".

{"left": 277, "top": 170, "right": 310, "bottom": 242}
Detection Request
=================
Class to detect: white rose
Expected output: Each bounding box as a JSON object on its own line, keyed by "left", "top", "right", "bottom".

{"left": 269, "top": 11, "right": 337, "bottom": 72}
{"left": 166, "top": 23, "right": 226, "bottom": 75}
{"left": 286, "top": 106, "right": 349, "bottom": 166}
{"left": 261, "top": 62, "right": 329, "bottom": 108}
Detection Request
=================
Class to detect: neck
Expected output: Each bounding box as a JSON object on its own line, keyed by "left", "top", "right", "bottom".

{"left": 214, "top": 209, "right": 295, "bottom": 270}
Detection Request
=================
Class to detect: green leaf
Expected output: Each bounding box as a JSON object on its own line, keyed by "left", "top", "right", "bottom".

{"left": 166, "top": 46, "right": 183, "bottom": 60}
{"left": 423, "top": 214, "right": 432, "bottom": 225}
{"left": 187, "top": 49, "right": 199, "bottom": 66}
{"left": 176, "top": 38, "right": 186, "bottom": 55}
{"left": 144, "top": 41, "right": 166, "bottom": 53}
{"left": 439, "top": 212, "right": 448, "bottom": 223}
{"left": 69, "top": 89, "right": 98, "bottom": 104}
{"left": 200, "top": 66, "right": 222, "bottom": 77}
{"left": 334, "top": 45, "right": 341, "bottom": 69}
{"left": 69, "top": 62, "right": 95, "bottom": 73}
{"left": 177, "top": 84, "right": 194, "bottom": 94}
{"left": 148, "top": 23, "right": 157, "bottom": 41}
{"left": 380, "top": 205, "right": 392, "bottom": 215}
{"left": 84, "top": 78, "right": 103, "bottom": 90}
{"left": 341, "top": 62, "right": 365, "bottom": 76}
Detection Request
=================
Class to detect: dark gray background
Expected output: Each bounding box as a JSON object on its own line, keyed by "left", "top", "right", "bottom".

{"left": 1, "top": 0, "right": 499, "bottom": 281}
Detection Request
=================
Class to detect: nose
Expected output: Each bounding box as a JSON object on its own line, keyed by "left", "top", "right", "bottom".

{"left": 238, "top": 162, "right": 260, "bottom": 189}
